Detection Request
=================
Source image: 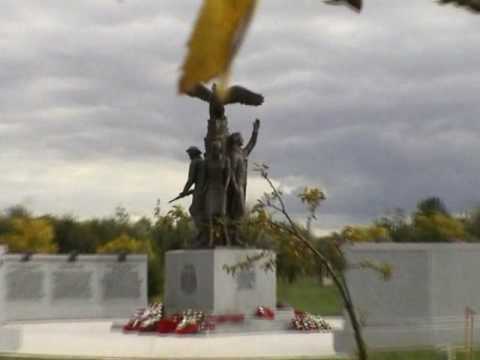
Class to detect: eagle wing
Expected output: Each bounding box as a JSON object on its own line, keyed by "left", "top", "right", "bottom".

{"left": 224, "top": 85, "right": 264, "bottom": 106}
{"left": 186, "top": 83, "right": 212, "bottom": 103}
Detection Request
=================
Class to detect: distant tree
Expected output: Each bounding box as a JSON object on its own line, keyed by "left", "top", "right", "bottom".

{"left": 96, "top": 233, "right": 152, "bottom": 255}
{"left": 5, "top": 205, "right": 31, "bottom": 218}
{"left": 415, "top": 197, "right": 450, "bottom": 217}
{"left": 114, "top": 205, "right": 130, "bottom": 225}
{"left": 375, "top": 208, "right": 415, "bottom": 243}
{"left": 0, "top": 216, "right": 57, "bottom": 253}
{"left": 51, "top": 216, "right": 98, "bottom": 254}
{"left": 413, "top": 212, "right": 466, "bottom": 242}
{"left": 465, "top": 207, "right": 480, "bottom": 241}
{"left": 274, "top": 223, "right": 316, "bottom": 283}
{"left": 340, "top": 224, "right": 391, "bottom": 243}
{"left": 153, "top": 205, "right": 194, "bottom": 251}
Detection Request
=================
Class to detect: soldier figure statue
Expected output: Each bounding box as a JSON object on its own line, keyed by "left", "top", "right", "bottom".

{"left": 177, "top": 146, "right": 206, "bottom": 247}
{"left": 173, "top": 82, "right": 264, "bottom": 248}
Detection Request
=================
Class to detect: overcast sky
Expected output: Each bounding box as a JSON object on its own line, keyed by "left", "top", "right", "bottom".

{"left": 1, "top": 0, "right": 479, "bottom": 233}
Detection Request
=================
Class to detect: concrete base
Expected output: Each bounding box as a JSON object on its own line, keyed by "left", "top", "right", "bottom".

{"left": 164, "top": 248, "right": 276, "bottom": 315}
{"left": 335, "top": 317, "right": 480, "bottom": 352}
{"left": 0, "top": 318, "right": 344, "bottom": 359}
{"left": 0, "top": 327, "right": 20, "bottom": 353}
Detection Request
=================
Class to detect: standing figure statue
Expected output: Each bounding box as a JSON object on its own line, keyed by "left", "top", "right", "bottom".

{"left": 177, "top": 146, "right": 206, "bottom": 247}
{"left": 227, "top": 119, "right": 260, "bottom": 245}
{"left": 204, "top": 141, "right": 231, "bottom": 247}
{"left": 175, "top": 82, "right": 264, "bottom": 249}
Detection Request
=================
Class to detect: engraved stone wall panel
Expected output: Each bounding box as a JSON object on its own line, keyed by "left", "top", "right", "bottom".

{"left": 0, "top": 254, "right": 147, "bottom": 321}
{"left": 52, "top": 265, "right": 93, "bottom": 300}
{"left": 102, "top": 263, "right": 142, "bottom": 300}
{"left": 6, "top": 264, "right": 46, "bottom": 302}
{"left": 236, "top": 269, "right": 256, "bottom": 290}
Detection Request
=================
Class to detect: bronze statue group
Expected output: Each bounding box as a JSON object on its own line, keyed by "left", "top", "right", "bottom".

{"left": 171, "top": 83, "right": 263, "bottom": 248}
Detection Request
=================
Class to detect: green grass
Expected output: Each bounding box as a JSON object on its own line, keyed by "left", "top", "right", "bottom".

{"left": 277, "top": 277, "right": 343, "bottom": 316}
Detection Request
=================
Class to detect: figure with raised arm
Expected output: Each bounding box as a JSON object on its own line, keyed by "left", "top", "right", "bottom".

{"left": 227, "top": 119, "right": 260, "bottom": 245}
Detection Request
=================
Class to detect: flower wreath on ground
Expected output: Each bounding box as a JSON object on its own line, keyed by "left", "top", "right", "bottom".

{"left": 122, "top": 303, "right": 242, "bottom": 335}
{"left": 290, "top": 309, "right": 332, "bottom": 332}
{"left": 122, "top": 303, "right": 332, "bottom": 335}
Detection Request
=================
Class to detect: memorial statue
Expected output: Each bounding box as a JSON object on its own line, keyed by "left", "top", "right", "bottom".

{"left": 204, "top": 140, "right": 231, "bottom": 246}
{"left": 227, "top": 119, "right": 260, "bottom": 245}
{"left": 175, "top": 146, "right": 206, "bottom": 247}
{"left": 174, "top": 82, "right": 264, "bottom": 248}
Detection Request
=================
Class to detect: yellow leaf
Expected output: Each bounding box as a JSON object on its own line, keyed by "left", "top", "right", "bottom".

{"left": 178, "top": 0, "right": 258, "bottom": 94}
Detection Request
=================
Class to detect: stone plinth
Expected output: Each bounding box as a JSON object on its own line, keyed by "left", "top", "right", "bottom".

{"left": 334, "top": 243, "right": 480, "bottom": 352}
{"left": 164, "top": 248, "right": 276, "bottom": 315}
{"left": 0, "top": 253, "right": 147, "bottom": 322}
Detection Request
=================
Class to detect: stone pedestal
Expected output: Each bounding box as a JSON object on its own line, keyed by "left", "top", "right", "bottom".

{"left": 164, "top": 248, "right": 276, "bottom": 315}
{"left": 334, "top": 243, "right": 480, "bottom": 353}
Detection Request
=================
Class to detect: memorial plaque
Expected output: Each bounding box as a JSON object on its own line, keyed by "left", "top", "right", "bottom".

{"left": 52, "top": 270, "right": 93, "bottom": 300}
{"left": 6, "top": 265, "right": 45, "bottom": 301}
{"left": 102, "top": 263, "right": 142, "bottom": 300}
{"left": 180, "top": 264, "right": 197, "bottom": 295}
{"left": 236, "top": 269, "right": 256, "bottom": 290}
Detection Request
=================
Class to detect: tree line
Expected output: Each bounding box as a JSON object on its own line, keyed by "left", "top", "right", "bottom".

{"left": 0, "top": 196, "right": 479, "bottom": 297}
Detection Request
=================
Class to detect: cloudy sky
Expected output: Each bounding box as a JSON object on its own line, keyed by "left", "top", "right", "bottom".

{"left": 1, "top": 0, "right": 479, "bottom": 233}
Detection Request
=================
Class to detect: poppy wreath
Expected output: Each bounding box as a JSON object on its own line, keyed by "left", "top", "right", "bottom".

{"left": 255, "top": 306, "right": 275, "bottom": 320}
{"left": 175, "top": 317, "right": 200, "bottom": 335}
{"left": 156, "top": 314, "right": 183, "bottom": 333}
{"left": 290, "top": 310, "right": 332, "bottom": 332}
{"left": 123, "top": 303, "right": 164, "bottom": 332}
{"left": 124, "top": 305, "right": 258, "bottom": 335}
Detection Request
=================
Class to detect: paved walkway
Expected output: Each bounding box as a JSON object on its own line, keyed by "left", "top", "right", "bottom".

{"left": 0, "top": 318, "right": 344, "bottom": 359}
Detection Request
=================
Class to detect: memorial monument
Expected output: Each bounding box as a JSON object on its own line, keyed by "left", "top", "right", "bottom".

{"left": 165, "top": 83, "right": 276, "bottom": 315}
{"left": 0, "top": 246, "right": 148, "bottom": 322}
{"left": 335, "top": 243, "right": 480, "bottom": 352}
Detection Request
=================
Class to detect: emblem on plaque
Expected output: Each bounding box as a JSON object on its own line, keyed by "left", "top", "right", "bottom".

{"left": 180, "top": 264, "right": 197, "bottom": 295}
{"left": 236, "top": 269, "right": 256, "bottom": 290}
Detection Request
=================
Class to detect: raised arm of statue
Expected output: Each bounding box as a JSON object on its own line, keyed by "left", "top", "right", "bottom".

{"left": 244, "top": 118, "right": 260, "bottom": 156}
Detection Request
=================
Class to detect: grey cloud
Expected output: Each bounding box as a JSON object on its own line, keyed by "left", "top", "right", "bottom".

{"left": 0, "top": 0, "right": 479, "bottom": 229}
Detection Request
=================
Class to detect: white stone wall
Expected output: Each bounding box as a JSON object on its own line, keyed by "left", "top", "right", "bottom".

{"left": 0, "top": 253, "right": 147, "bottom": 322}
{"left": 336, "top": 243, "right": 480, "bottom": 351}
{"left": 344, "top": 243, "right": 480, "bottom": 326}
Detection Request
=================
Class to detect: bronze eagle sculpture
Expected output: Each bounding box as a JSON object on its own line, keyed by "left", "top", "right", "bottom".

{"left": 186, "top": 83, "right": 264, "bottom": 119}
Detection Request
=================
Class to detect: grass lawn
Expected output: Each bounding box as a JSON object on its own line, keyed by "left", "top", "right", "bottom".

{"left": 277, "top": 276, "right": 343, "bottom": 316}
